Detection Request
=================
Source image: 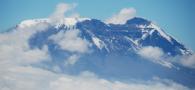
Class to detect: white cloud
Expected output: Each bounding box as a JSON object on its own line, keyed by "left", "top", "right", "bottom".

{"left": 49, "top": 29, "right": 90, "bottom": 66}
{"left": 138, "top": 46, "right": 164, "bottom": 60}
{"left": 49, "top": 3, "right": 77, "bottom": 24}
{"left": 106, "top": 8, "right": 136, "bottom": 24}
{"left": 138, "top": 46, "right": 195, "bottom": 69}
{"left": 49, "top": 29, "right": 89, "bottom": 53}
{"left": 0, "top": 66, "right": 56, "bottom": 90}
{"left": 65, "top": 54, "right": 80, "bottom": 66}
{"left": 0, "top": 23, "right": 50, "bottom": 66}
{"left": 0, "top": 66, "right": 190, "bottom": 90}
{"left": 179, "top": 54, "right": 195, "bottom": 69}
{"left": 138, "top": 46, "right": 173, "bottom": 68}
{"left": 0, "top": 21, "right": 52, "bottom": 90}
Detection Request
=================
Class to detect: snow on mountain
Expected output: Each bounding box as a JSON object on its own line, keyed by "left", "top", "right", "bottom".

{"left": 92, "top": 37, "right": 104, "bottom": 49}
{"left": 18, "top": 19, "right": 48, "bottom": 28}
{"left": 147, "top": 23, "right": 172, "bottom": 42}
{"left": 17, "top": 18, "right": 91, "bottom": 29}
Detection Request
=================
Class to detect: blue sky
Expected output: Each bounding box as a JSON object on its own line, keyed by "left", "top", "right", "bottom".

{"left": 0, "top": 0, "right": 195, "bottom": 51}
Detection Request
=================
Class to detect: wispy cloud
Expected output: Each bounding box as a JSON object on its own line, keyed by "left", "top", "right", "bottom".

{"left": 138, "top": 46, "right": 173, "bottom": 68}
{"left": 0, "top": 23, "right": 50, "bottom": 66}
{"left": 138, "top": 46, "right": 164, "bottom": 60}
{"left": 106, "top": 8, "right": 136, "bottom": 24}
{"left": 65, "top": 54, "right": 80, "bottom": 66}
{"left": 49, "top": 28, "right": 90, "bottom": 66}
{"left": 178, "top": 54, "right": 195, "bottom": 69}
{"left": 137, "top": 46, "right": 195, "bottom": 69}
{"left": 49, "top": 3, "right": 77, "bottom": 23}
{"left": 49, "top": 29, "right": 89, "bottom": 53}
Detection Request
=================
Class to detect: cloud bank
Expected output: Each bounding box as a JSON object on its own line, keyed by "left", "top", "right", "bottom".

{"left": 0, "top": 66, "right": 190, "bottom": 90}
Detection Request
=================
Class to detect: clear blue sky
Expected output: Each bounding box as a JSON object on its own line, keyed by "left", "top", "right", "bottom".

{"left": 0, "top": 0, "right": 195, "bottom": 51}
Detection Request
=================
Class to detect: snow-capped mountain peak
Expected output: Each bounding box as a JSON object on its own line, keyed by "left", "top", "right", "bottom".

{"left": 16, "top": 17, "right": 192, "bottom": 56}
{"left": 18, "top": 18, "right": 48, "bottom": 28}
{"left": 17, "top": 17, "right": 91, "bottom": 29}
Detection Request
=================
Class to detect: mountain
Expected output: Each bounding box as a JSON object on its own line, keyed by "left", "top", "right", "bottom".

{"left": 18, "top": 17, "right": 191, "bottom": 56}
{"left": 13, "top": 17, "right": 195, "bottom": 88}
